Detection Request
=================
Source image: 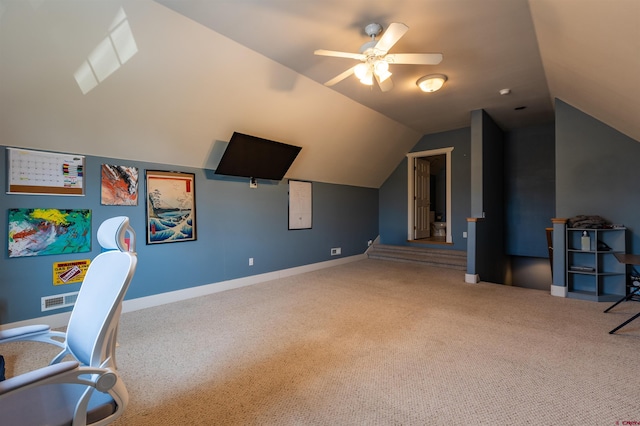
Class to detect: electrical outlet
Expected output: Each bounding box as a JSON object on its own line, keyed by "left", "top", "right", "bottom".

{"left": 249, "top": 257, "right": 254, "bottom": 266}
{"left": 463, "top": 232, "right": 467, "bottom": 238}
{"left": 331, "top": 247, "right": 341, "bottom": 256}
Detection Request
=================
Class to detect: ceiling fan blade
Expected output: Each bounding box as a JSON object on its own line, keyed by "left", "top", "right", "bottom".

{"left": 314, "top": 49, "right": 365, "bottom": 60}
{"left": 384, "top": 53, "right": 443, "bottom": 65}
{"left": 375, "top": 74, "right": 394, "bottom": 92}
{"left": 324, "top": 65, "right": 357, "bottom": 87}
{"left": 374, "top": 22, "right": 409, "bottom": 55}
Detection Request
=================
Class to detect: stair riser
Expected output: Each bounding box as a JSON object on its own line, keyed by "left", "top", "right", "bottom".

{"left": 367, "top": 244, "right": 467, "bottom": 271}
{"left": 368, "top": 255, "right": 466, "bottom": 270}
{"left": 369, "top": 253, "right": 464, "bottom": 262}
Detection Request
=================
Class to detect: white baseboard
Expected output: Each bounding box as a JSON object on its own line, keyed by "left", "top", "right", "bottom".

{"left": 465, "top": 273, "right": 480, "bottom": 283}
{"left": 0, "top": 254, "right": 366, "bottom": 331}
{"left": 550, "top": 285, "right": 567, "bottom": 297}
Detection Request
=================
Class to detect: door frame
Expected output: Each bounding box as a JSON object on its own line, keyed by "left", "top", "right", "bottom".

{"left": 407, "top": 147, "right": 454, "bottom": 243}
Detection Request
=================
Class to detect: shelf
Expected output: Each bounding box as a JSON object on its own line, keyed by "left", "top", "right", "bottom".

{"left": 568, "top": 271, "right": 623, "bottom": 276}
{"left": 567, "top": 249, "right": 624, "bottom": 254}
{"left": 566, "top": 291, "right": 622, "bottom": 303}
{"left": 565, "top": 227, "right": 627, "bottom": 302}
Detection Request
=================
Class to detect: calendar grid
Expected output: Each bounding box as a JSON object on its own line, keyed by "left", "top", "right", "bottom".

{"left": 7, "top": 148, "right": 85, "bottom": 196}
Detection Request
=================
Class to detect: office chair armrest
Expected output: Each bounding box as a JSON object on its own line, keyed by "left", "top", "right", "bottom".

{"left": 0, "top": 324, "right": 66, "bottom": 348}
{"left": 0, "top": 361, "right": 127, "bottom": 426}
{"left": 0, "top": 324, "right": 50, "bottom": 341}
{"left": 0, "top": 361, "right": 80, "bottom": 395}
{"left": 0, "top": 361, "right": 121, "bottom": 397}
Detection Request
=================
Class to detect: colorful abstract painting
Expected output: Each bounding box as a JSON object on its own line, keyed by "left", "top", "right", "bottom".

{"left": 145, "top": 170, "right": 196, "bottom": 244}
{"left": 101, "top": 164, "right": 138, "bottom": 205}
{"left": 8, "top": 208, "right": 91, "bottom": 258}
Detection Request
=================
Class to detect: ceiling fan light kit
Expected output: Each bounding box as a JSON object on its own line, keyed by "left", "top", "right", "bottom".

{"left": 355, "top": 64, "right": 374, "bottom": 85}
{"left": 354, "top": 59, "right": 392, "bottom": 85}
{"left": 314, "top": 22, "right": 443, "bottom": 92}
{"left": 417, "top": 74, "right": 447, "bottom": 92}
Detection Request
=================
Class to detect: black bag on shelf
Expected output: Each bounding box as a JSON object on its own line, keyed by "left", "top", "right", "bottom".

{"left": 568, "top": 215, "right": 610, "bottom": 229}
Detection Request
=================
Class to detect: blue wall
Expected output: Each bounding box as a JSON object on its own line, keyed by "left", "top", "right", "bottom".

{"left": 379, "top": 115, "right": 555, "bottom": 287}
{"left": 0, "top": 147, "right": 379, "bottom": 324}
{"left": 556, "top": 99, "right": 640, "bottom": 253}
{"left": 379, "top": 127, "right": 471, "bottom": 249}
{"left": 473, "top": 110, "right": 508, "bottom": 284}
{"left": 505, "top": 123, "right": 555, "bottom": 258}
{"left": 5, "top": 99, "right": 638, "bottom": 323}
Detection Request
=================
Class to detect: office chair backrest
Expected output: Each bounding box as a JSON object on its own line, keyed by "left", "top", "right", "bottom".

{"left": 65, "top": 216, "right": 137, "bottom": 369}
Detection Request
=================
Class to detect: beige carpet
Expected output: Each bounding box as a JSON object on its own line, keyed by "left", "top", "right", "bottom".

{"left": 3, "top": 259, "right": 639, "bottom": 425}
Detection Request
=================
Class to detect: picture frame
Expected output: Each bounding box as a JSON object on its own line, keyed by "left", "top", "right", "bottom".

{"left": 6, "top": 147, "right": 85, "bottom": 196}
{"left": 145, "top": 170, "right": 196, "bottom": 244}
{"left": 8, "top": 208, "right": 92, "bottom": 257}
{"left": 101, "top": 164, "right": 139, "bottom": 206}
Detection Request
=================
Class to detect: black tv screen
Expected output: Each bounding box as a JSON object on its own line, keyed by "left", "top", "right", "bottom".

{"left": 214, "top": 132, "right": 301, "bottom": 181}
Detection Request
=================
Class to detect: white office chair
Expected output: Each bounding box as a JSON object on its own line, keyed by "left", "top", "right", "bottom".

{"left": 0, "top": 216, "right": 137, "bottom": 425}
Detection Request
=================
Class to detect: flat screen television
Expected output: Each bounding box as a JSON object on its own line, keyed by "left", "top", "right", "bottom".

{"left": 214, "top": 132, "right": 302, "bottom": 181}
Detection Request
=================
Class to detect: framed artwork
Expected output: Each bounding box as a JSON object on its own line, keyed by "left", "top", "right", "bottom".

{"left": 8, "top": 208, "right": 92, "bottom": 258}
{"left": 101, "top": 164, "right": 139, "bottom": 205}
{"left": 145, "top": 170, "right": 196, "bottom": 244}
{"left": 288, "top": 180, "right": 312, "bottom": 230}
{"left": 6, "top": 147, "right": 85, "bottom": 196}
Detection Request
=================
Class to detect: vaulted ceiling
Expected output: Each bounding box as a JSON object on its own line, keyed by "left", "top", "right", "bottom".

{"left": 1, "top": 0, "right": 638, "bottom": 188}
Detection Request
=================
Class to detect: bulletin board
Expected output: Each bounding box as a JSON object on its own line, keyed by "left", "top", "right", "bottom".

{"left": 288, "top": 180, "right": 312, "bottom": 230}
{"left": 6, "top": 147, "right": 85, "bottom": 195}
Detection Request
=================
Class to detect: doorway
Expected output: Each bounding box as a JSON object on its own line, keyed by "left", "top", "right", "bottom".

{"left": 407, "top": 148, "right": 453, "bottom": 243}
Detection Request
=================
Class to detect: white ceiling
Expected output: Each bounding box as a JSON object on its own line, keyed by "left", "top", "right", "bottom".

{"left": 1, "top": 0, "right": 638, "bottom": 188}
{"left": 157, "top": 0, "right": 554, "bottom": 134}
{"left": 156, "top": 0, "right": 640, "bottom": 141}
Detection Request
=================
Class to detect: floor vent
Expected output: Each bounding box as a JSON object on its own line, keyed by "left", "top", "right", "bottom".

{"left": 41, "top": 291, "right": 79, "bottom": 312}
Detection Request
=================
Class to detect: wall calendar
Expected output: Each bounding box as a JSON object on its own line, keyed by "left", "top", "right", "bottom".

{"left": 6, "top": 147, "right": 85, "bottom": 195}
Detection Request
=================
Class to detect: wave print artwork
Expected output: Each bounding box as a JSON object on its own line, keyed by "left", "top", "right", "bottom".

{"left": 8, "top": 208, "right": 91, "bottom": 258}
{"left": 148, "top": 212, "right": 194, "bottom": 243}
{"left": 145, "top": 170, "right": 196, "bottom": 244}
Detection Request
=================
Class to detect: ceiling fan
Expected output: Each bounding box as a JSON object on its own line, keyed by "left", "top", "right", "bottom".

{"left": 314, "top": 22, "right": 443, "bottom": 92}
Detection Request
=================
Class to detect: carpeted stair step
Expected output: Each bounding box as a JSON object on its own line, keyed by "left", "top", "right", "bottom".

{"left": 367, "top": 244, "right": 467, "bottom": 271}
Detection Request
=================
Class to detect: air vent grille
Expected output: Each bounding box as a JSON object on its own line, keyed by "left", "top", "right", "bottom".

{"left": 41, "top": 291, "right": 79, "bottom": 312}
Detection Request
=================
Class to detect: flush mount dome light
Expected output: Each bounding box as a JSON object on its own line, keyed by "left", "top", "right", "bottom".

{"left": 416, "top": 74, "right": 447, "bottom": 92}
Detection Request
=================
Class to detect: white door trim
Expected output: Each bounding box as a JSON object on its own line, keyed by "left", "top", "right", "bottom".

{"left": 407, "top": 147, "right": 454, "bottom": 243}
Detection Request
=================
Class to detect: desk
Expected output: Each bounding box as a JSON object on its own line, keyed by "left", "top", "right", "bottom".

{"left": 606, "top": 253, "right": 640, "bottom": 334}
{"left": 613, "top": 253, "right": 640, "bottom": 266}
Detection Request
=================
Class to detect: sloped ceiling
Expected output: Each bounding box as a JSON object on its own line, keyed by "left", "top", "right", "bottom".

{"left": 157, "top": 0, "right": 554, "bottom": 134}
{"left": 530, "top": 0, "right": 640, "bottom": 143}
{"left": 0, "top": 0, "right": 638, "bottom": 189}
